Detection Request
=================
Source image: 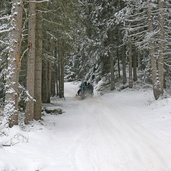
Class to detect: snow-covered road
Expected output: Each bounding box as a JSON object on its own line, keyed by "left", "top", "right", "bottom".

{"left": 1, "top": 82, "right": 171, "bottom": 171}
{"left": 61, "top": 83, "right": 171, "bottom": 171}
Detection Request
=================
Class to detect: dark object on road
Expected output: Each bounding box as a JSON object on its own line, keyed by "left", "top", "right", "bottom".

{"left": 77, "top": 82, "right": 93, "bottom": 99}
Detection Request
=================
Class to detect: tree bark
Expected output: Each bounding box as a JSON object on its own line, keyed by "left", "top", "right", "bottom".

{"left": 54, "top": 45, "right": 59, "bottom": 96}
{"left": 25, "top": 0, "right": 36, "bottom": 123}
{"left": 59, "top": 41, "right": 64, "bottom": 98}
{"left": 128, "top": 41, "right": 133, "bottom": 88}
{"left": 148, "top": 0, "right": 159, "bottom": 100}
{"left": 158, "top": 0, "right": 164, "bottom": 94}
{"left": 48, "top": 62, "right": 52, "bottom": 99}
{"left": 133, "top": 49, "right": 137, "bottom": 82}
{"left": 122, "top": 45, "right": 127, "bottom": 84}
{"left": 56, "top": 60, "right": 60, "bottom": 96}
{"left": 42, "top": 60, "right": 49, "bottom": 103}
{"left": 3, "top": 0, "right": 23, "bottom": 127}
{"left": 109, "top": 52, "right": 115, "bottom": 90}
{"left": 34, "top": 7, "right": 42, "bottom": 120}
{"left": 51, "top": 68, "right": 56, "bottom": 97}
{"left": 117, "top": 49, "right": 120, "bottom": 78}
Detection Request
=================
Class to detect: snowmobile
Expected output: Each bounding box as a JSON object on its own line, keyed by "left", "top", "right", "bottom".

{"left": 76, "top": 82, "right": 93, "bottom": 99}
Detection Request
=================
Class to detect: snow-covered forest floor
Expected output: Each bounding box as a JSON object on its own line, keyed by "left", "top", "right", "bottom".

{"left": 1, "top": 82, "right": 171, "bottom": 171}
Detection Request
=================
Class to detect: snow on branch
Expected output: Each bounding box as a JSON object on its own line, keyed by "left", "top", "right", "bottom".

{"left": 0, "top": 40, "right": 9, "bottom": 45}
{"left": 0, "top": 27, "right": 13, "bottom": 34}
{"left": 26, "top": 0, "right": 49, "bottom": 3}
{"left": 0, "top": 15, "right": 11, "bottom": 21}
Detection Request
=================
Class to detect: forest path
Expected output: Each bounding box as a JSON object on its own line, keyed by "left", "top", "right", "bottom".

{"left": 52, "top": 82, "right": 171, "bottom": 171}
{"left": 1, "top": 82, "right": 171, "bottom": 171}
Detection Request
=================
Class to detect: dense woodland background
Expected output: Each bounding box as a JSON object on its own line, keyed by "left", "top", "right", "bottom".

{"left": 0, "top": 0, "right": 171, "bottom": 128}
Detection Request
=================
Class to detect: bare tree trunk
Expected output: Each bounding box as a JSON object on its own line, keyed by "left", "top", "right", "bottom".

{"left": 148, "top": 0, "right": 159, "bottom": 100}
{"left": 51, "top": 69, "right": 56, "bottom": 97}
{"left": 57, "top": 41, "right": 64, "bottom": 98}
{"left": 122, "top": 45, "right": 127, "bottom": 84}
{"left": 50, "top": 42, "right": 56, "bottom": 97}
{"left": 25, "top": 0, "right": 36, "bottom": 123}
{"left": 117, "top": 29, "right": 121, "bottom": 79}
{"left": 34, "top": 7, "right": 42, "bottom": 120}
{"left": 58, "top": 53, "right": 62, "bottom": 98}
{"left": 3, "top": 0, "right": 23, "bottom": 127}
{"left": 16, "top": 0, "right": 23, "bottom": 85}
{"left": 133, "top": 50, "right": 137, "bottom": 81}
{"left": 48, "top": 62, "right": 52, "bottom": 99}
{"left": 137, "top": 51, "right": 141, "bottom": 70}
{"left": 117, "top": 49, "right": 120, "bottom": 78}
{"left": 56, "top": 62, "right": 59, "bottom": 96}
{"left": 54, "top": 45, "right": 59, "bottom": 96}
{"left": 128, "top": 41, "right": 133, "bottom": 88}
{"left": 57, "top": 41, "right": 61, "bottom": 97}
{"left": 42, "top": 60, "right": 49, "bottom": 103}
{"left": 109, "top": 52, "right": 115, "bottom": 90}
{"left": 59, "top": 41, "right": 64, "bottom": 98}
{"left": 158, "top": 0, "right": 164, "bottom": 94}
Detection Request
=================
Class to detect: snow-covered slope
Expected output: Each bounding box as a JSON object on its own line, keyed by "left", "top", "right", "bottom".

{"left": 0, "top": 82, "right": 171, "bottom": 171}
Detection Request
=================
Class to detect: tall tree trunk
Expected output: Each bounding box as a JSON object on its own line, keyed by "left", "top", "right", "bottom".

{"left": 109, "top": 52, "right": 115, "bottom": 90}
{"left": 117, "top": 50, "right": 121, "bottom": 78}
{"left": 128, "top": 41, "right": 133, "bottom": 88}
{"left": 54, "top": 45, "right": 59, "bottom": 96}
{"left": 122, "top": 45, "right": 127, "bottom": 84}
{"left": 3, "top": 0, "right": 23, "bottom": 127}
{"left": 57, "top": 41, "right": 64, "bottom": 98}
{"left": 57, "top": 45, "right": 61, "bottom": 97}
{"left": 34, "top": 7, "right": 42, "bottom": 120}
{"left": 117, "top": 28, "right": 121, "bottom": 78}
{"left": 42, "top": 60, "right": 49, "bottom": 103}
{"left": 58, "top": 52, "right": 62, "bottom": 98}
{"left": 158, "top": 0, "right": 164, "bottom": 95}
{"left": 56, "top": 62, "right": 59, "bottom": 96}
{"left": 133, "top": 50, "right": 137, "bottom": 81}
{"left": 50, "top": 42, "right": 55, "bottom": 97}
{"left": 137, "top": 51, "right": 141, "bottom": 70}
{"left": 25, "top": 0, "right": 36, "bottom": 124}
{"left": 148, "top": 0, "right": 159, "bottom": 100}
{"left": 48, "top": 62, "right": 52, "bottom": 99}
{"left": 51, "top": 69, "right": 56, "bottom": 97}
{"left": 59, "top": 41, "right": 64, "bottom": 98}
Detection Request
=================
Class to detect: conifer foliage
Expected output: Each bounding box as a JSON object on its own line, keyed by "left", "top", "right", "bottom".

{"left": 0, "top": 0, "right": 170, "bottom": 128}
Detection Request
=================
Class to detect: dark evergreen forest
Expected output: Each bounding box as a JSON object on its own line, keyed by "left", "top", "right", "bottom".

{"left": 0, "top": 0, "right": 171, "bottom": 127}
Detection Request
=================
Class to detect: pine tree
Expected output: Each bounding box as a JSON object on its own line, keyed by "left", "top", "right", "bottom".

{"left": 25, "top": 0, "right": 36, "bottom": 124}
{"left": 34, "top": 3, "right": 42, "bottom": 120}
{"left": 3, "top": 0, "right": 23, "bottom": 127}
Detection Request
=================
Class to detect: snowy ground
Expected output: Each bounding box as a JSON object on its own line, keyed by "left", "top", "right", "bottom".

{"left": 1, "top": 82, "right": 171, "bottom": 171}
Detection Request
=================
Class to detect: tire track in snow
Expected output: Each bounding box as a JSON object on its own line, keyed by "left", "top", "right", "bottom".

{"left": 63, "top": 86, "right": 171, "bottom": 171}
{"left": 86, "top": 97, "right": 171, "bottom": 171}
{"left": 67, "top": 99, "right": 133, "bottom": 171}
